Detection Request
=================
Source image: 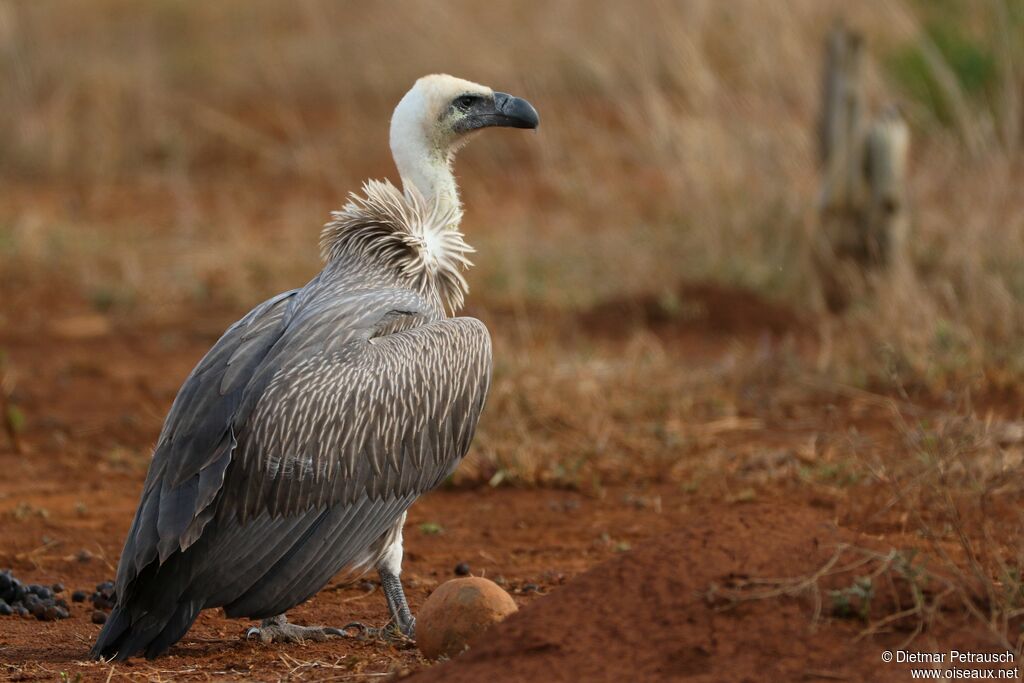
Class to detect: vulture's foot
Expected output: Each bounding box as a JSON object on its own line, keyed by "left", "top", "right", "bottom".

{"left": 245, "top": 614, "right": 355, "bottom": 644}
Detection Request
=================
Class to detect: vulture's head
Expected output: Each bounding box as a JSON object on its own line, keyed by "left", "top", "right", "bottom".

{"left": 390, "top": 74, "right": 538, "bottom": 203}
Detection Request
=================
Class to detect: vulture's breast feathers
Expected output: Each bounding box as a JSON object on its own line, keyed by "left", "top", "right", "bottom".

{"left": 320, "top": 181, "right": 474, "bottom": 313}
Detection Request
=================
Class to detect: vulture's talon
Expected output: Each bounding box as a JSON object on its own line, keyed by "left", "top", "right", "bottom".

{"left": 245, "top": 615, "right": 353, "bottom": 644}
{"left": 342, "top": 621, "right": 374, "bottom": 640}
{"left": 342, "top": 621, "right": 387, "bottom": 641}
{"left": 342, "top": 620, "right": 415, "bottom": 645}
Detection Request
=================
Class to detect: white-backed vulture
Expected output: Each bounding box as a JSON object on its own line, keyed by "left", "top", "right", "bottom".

{"left": 91, "top": 74, "right": 538, "bottom": 660}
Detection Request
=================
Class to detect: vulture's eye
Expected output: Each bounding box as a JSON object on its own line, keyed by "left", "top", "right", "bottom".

{"left": 454, "top": 95, "right": 479, "bottom": 111}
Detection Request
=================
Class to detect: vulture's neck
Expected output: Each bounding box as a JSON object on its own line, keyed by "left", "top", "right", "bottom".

{"left": 393, "top": 145, "right": 460, "bottom": 216}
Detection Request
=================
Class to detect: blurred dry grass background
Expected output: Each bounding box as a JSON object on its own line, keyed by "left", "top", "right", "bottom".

{"left": 2, "top": 1, "right": 1021, "bottom": 382}
{"left": 0, "top": 0, "right": 1022, "bottom": 488}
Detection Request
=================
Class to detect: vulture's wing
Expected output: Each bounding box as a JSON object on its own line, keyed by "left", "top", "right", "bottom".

{"left": 115, "top": 286, "right": 491, "bottom": 619}
{"left": 116, "top": 288, "right": 299, "bottom": 590}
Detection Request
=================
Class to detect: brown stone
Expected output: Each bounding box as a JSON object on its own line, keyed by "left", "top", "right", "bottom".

{"left": 416, "top": 577, "right": 518, "bottom": 660}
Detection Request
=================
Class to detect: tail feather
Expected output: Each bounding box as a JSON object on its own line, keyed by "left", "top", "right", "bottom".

{"left": 145, "top": 601, "right": 203, "bottom": 659}
{"left": 90, "top": 607, "right": 133, "bottom": 660}
{"left": 90, "top": 601, "right": 202, "bottom": 661}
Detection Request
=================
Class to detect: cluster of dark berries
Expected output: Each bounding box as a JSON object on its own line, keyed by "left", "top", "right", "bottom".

{"left": 0, "top": 570, "right": 70, "bottom": 621}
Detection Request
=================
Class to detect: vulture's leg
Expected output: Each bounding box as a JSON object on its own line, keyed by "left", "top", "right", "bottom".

{"left": 379, "top": 551, "right": 416, "bottom": 638}
{"left": 344, "top": 516, "right": 416, "bottom": 640}
{"left": 245, "top": 614, "right": 352, "bottom": 643}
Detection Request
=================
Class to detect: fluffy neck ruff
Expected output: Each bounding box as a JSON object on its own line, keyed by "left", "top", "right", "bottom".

{"left": 320, "top": 180, "right": 474, "bottom": 313}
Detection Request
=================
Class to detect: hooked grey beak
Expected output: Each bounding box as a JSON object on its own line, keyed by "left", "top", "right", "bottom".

{"left": 455, "top": 92, "right": 539, "bottom": 132}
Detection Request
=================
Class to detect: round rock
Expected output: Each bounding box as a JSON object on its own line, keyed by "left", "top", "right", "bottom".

{"left": 416, "top": 577, "right": 518, "bottom": 660}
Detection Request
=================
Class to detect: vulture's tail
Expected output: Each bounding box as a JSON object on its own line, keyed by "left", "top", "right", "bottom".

{"left": 90, "top": 600, "right": 203, "bottom": 661}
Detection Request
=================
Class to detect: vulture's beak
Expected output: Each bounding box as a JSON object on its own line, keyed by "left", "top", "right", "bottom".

{"left": 459, "top": 92, "right": 539, "bottom": 131}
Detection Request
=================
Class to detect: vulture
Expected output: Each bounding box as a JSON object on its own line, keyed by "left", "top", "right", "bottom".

{"left": 91, "top": 74, "right": 539, "bottom": 660}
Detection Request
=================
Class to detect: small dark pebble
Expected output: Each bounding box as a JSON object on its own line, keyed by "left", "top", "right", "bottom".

{"left": 91, "top": 593, "right": 115, "bottom": 610}
{"left": 522, "top": 583, "right": 541, "bottom": 593}
{"left": 9, "top": 579, "right": 25, "bottom": 604}
{"left": 91, "top": 610, "right": 107, "bottom": 625}
{"left": 15, "top": 605, "right": 28, "bottom": 617}
{"left": 88, "top": 578, "right": 118, "bottom": 611}
{"left": 454, "top": 562, "right": 471, "bottom": 577}
{"left": 0, "top": 601, "right": 11, "bottom": 616}
{"left": 71, "top": 590, "right": 88, "bottom": 603}
{"left": 51, "top": 583, "right": 64, "bottom": 594}
{"left": 28, "top": 584, "right": 53, "bottom": 600}
{"left": 43, "top": 605, "right": 68, "bottom": 621}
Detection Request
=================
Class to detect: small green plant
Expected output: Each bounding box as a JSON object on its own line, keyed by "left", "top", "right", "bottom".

{"left": 829, "top": 576, "right": 874, "bottom": 621}
{"left": 418, "top": 522, "right": 444, "bottom": 535}
{"left": 5, "top": 404, "right": 25, "bottom": 434}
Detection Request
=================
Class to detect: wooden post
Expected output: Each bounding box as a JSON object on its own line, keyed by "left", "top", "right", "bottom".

{"left": 819, "top": 22, "right": 866, "bottom": 213}
{"left": 816, "top": 22, "right": 910, "bottom": 311}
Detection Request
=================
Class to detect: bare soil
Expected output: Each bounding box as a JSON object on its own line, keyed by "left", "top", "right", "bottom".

{"left": 410, "top": 504, "right": 998, "bottom": 683}
{"left": 0, "top": 289, "right": 1016, "bottom": 682}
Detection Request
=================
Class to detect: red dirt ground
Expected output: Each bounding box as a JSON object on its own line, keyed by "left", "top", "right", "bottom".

{"left": 410, "top": 504, "right": 1003, "bottom": 683}
{"left": 0, "top": 291, "right": 1017, "bottom": 681}
{"left": 578, "top": 282, "right": 805, "bottom": 338}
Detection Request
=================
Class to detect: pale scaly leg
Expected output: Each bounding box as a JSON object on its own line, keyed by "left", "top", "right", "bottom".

{"left": 345, "top": 516, "right": 415, "bottom": 641}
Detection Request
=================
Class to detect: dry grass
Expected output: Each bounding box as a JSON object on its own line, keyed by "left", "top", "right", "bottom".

{"left": 2, "top": 1, "right": 1021, "bottom": 385}
{"left": 708, "top": 394, "right": 1024, "bottom": 655}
